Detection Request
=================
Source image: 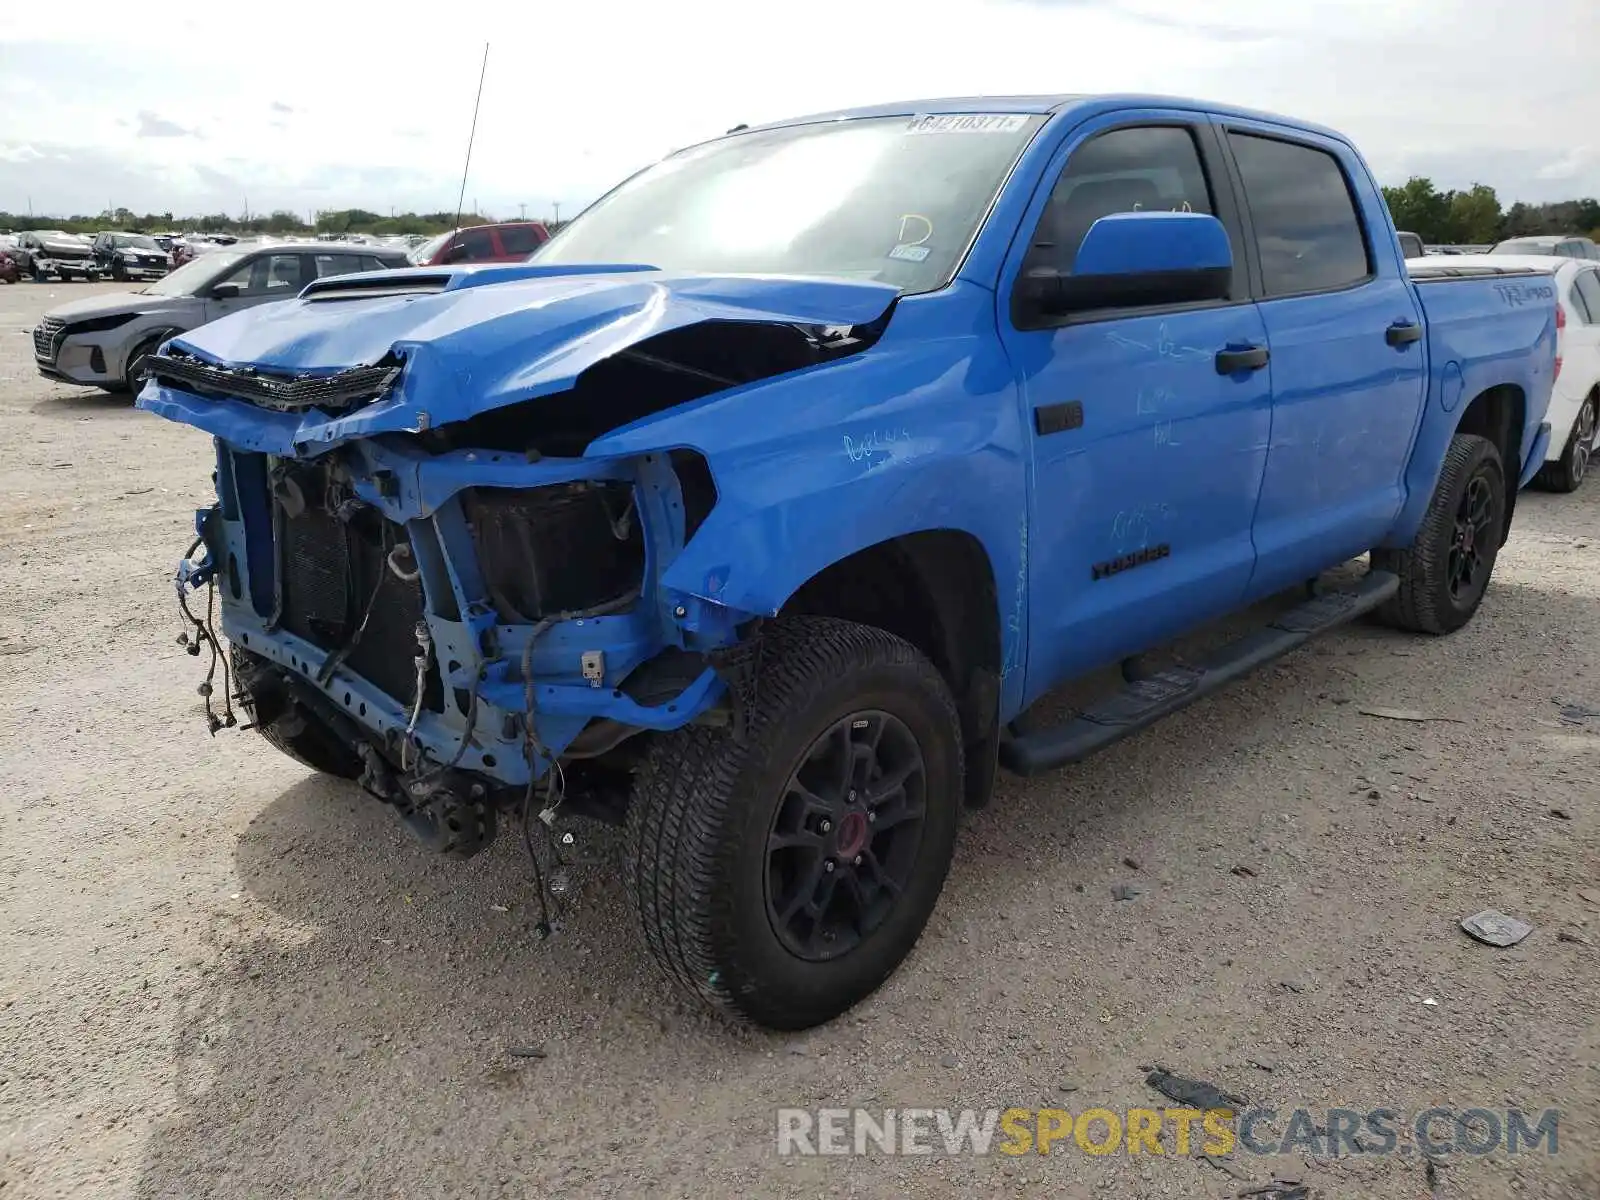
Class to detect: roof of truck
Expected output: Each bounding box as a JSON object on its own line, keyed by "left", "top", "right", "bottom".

{"left": 736, "top": 94, "right": 1349, "bottom": 144}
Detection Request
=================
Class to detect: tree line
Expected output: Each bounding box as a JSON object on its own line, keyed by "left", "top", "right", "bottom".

{"left": 0, "top": 207, "right": 570, "bottom": 237}
{"left": 1380, "top": 180, "right": 1600, "bottom": 246}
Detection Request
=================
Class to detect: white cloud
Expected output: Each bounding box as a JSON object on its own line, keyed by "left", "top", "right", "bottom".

{"left": 1, "top": 0, "right": 1596, "bottom": 219}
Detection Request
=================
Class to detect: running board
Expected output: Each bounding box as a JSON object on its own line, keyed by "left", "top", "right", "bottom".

{"left": 998, "top": 570, "right": 1400, "bottom": 777}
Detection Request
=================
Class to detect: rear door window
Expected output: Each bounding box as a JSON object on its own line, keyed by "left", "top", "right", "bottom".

{"left": 1573, "top": 269, "right": 1600, "bottom": 324}
{"left": 1227, "top": 132, "right": 1372, "bottom": 296}
{"left": 313, "top": 254, "right": 365, "bottom": 278}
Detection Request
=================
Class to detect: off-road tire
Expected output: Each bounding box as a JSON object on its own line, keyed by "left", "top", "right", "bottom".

{"left": 232, "top": 646, "right": 362, "bottom": 779}
{"left": 625, "top": 615, "right": 963, "bottom": 1030}
{"left": 1535, "top": 392, "right": 1596, "bottom": 494}
{"left": 111, "top": 260, "right": 127, "bottom": 282}
{"left": 1372, "top": 432, "right": 1506, "bottom": 635}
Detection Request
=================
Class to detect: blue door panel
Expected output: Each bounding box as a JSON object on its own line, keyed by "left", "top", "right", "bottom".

{"left": 1247, "top": 282, "right": 1427, "bottom": 596}
{"left": 1008, "top": 307, "right": 1272, "bottom": 702}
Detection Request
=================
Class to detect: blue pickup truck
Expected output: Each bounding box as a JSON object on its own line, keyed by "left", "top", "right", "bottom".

{"left": 139, "top": 94, "right": 1557, "bottom": 1030}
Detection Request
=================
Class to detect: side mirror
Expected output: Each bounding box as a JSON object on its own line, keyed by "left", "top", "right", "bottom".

{"left": 441, "top": 245, "right": 468, "bottom": 264}
{"left": 210, "top": 282, "right": 242, "bottom": 300}
{"left": 1017, "top": 211, "right": 1233, "bottom": 321}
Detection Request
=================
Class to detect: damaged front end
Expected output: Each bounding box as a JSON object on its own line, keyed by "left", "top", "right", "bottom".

{"left": 141, "top": 264, "right": 896, "bottom": 866}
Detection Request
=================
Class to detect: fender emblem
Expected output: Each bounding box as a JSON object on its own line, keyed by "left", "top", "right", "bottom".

{"left": 1092, "top": 543, "right": 1171, "bottom": 580}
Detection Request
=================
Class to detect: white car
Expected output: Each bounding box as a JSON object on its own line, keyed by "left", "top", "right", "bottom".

{"left": 1407, "top": 253, "right": 1600, "bottom": 492}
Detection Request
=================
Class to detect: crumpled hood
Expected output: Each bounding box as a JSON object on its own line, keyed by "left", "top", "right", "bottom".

{"left": 47, "top": 291, "right": 193, "bottom": 322}
{"left": 137, "top": 264, "right": 900, "bottom": 455}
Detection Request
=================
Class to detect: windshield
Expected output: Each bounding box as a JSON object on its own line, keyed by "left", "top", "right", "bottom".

{"left": 533, "top": 113, "right": 1046, "bottom": 292}
{"left": 1492, "top": 239, "right": 1553, "bottom": 255}
{"left": 114, "top": 234, "right": 160, "bottom": 249}
{"left": 409, "top": 231, "right": 451, "bottom": 264}
{"left": 138, "top": 250, "right": 246, "bottom": 296}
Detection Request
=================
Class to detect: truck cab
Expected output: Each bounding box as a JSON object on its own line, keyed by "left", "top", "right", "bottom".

{"left": 140, "top": 95, "right": 1557, "bottom": 1032}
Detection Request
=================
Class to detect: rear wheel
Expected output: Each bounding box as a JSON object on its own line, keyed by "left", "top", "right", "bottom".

{"left": 232, "top": 647, "right": 361, "bottom": 779}
{"left": 1372, "top": 432, "right": 1506, "bottom": 634}
{"left": 625, "top": 616, "right": 963, "bottom": 1030}
{"left": 1536, "top": 393, "right": 1596, "bottom": 494}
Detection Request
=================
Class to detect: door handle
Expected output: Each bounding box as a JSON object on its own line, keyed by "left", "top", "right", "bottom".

{"left": 1386, "top": 321, "right": 1423, "bottom": 347}
{"left": 1215, "top": 345, "right": 1269, "bottom": 374}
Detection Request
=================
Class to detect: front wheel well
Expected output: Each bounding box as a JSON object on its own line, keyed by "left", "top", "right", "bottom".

{"left": 780, "top": 530, "right": 1002, "bottom": 806}
{"left": 1454, "top": 384, "right": 1525, "bottom": 545}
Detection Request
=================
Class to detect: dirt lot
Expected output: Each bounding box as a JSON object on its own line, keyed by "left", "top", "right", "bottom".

{"left": 1, "top": 279, "right": 1597, "bottom": 1199}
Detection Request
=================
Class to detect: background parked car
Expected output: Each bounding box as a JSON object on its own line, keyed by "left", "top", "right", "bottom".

{"left": 1490, "top": 235, "right": 1600, "bottom": 260}
{"left": 92, "top": 232, "right": 172, "bottom": 281}
{"left": 32, "top": 241, "right": 411, "bottom": 394}
{"left": 170, "top": 236, "right": 232, "bottom": 267}
{"left": 406, "top": 221, "right": 550, "bottom": 266}
{"left": 13, "top": 231, "right": 99, "bottom": 280}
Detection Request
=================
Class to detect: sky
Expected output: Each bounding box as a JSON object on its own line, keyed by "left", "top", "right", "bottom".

{"left": 1, "top": 0, "right": 1595, "bottom": 222}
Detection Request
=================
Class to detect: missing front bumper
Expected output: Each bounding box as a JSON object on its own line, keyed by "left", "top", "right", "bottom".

{"left": 180, "top": 437, "right": 736, "bottom": 789}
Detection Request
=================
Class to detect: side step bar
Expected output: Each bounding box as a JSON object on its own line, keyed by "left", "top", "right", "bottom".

{"left": 998, "top": 570, "right": 1400, "bottom": 777}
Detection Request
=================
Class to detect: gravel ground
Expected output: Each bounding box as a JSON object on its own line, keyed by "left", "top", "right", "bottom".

{"left": 1, "top": 280, "right": 1597, "bottom": 1200}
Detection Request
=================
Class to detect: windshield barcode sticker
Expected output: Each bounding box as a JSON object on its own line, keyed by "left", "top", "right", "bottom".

{"left": 905, "top": 113, "right": 1030, "bottom": 135}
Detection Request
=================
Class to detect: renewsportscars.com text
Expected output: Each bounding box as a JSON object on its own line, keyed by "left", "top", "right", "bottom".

{"left": 775, "top": 1106, "right": 1561, "bottom": 1158}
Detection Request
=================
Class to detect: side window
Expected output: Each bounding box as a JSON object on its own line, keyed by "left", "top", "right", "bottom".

{"left": 1026, "top": 125, "right": 1215, "bottom": 275}
{"left": 498, "top": 224, "right": 542, "bottom": 255}
{"left": 1573, "top": 270, "right": 1600, "bottom": 325}
{"left": 1227, "top": 132, "right": 1372, "bottom": 296}
{"left": 360, "top": 255, "right": 390, "bottom": 273}
{"left": 219, "top": 253, "right": 306, "bottom": 296}
{"left": 459, "top": 228, "right": 495, "bottom": 260}
{"left": 314, "top": 254, "right": 364, "bottom": 278}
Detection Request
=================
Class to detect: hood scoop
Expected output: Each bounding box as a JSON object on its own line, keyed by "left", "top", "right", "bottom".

{"left": 302, "top": 272, "right": 453, "bottom": 302}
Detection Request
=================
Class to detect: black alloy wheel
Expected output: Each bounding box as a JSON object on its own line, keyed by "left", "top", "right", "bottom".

{"left": 765, "top": 711, "right": 927, "bottom": 962}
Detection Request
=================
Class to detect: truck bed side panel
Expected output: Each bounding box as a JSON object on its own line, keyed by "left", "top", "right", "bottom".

{"left": 1382, "top": 273, "right": 1558, "bottom": 548}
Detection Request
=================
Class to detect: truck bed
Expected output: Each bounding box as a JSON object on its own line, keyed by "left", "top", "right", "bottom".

{"left": 1406, "top": 263, "right": 1556, "bottom": 396}
{"left": 1386, "top": 260, "right": 1559, "bottom": 541}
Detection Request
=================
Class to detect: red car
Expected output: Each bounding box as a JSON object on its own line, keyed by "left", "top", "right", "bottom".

{"left": 407, "top": 221, "right": 550, "bottom": 267}
{"left": 0, "top": 251, "right": 18, "bottom": 284}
